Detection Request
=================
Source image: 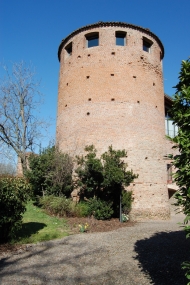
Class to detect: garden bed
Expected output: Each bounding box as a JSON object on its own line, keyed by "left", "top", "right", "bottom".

{"left": 66, "top": 216, "right": 136, "bottom": 234}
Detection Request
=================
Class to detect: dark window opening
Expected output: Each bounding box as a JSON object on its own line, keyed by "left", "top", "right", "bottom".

{"left": 111, "top": 98, "right": 115, "bottom": 101}
{"left": 111, "top": 74, "right": 114, "bottom": 76}
{"left": 143, "top": 38, "right": 152, "bottom": 53}
{"left": 87, "top": 112, "right": 90, "bottom": 115}
{"left": 116, "top": 31, "right": 126, "bottom": 46}
{"left": 88, "top": 98, "right": 91, "bottom": 101}
{"left": 86, "top": 33, "right": 99, "bottom": 48}
{"left": 167, "top": 164, "right": 172, "bottom": 183}
{"left": 65, "top": 42, "right": 72, "bottom": 56}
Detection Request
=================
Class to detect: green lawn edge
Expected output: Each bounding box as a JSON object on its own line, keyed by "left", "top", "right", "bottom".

{"left": 12, "top": 201, "right": 70, "bottom": 244}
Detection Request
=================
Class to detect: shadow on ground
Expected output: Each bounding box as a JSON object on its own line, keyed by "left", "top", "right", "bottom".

{"left": 134, "top": 230, "right": 190, "bottom": 285}
{"left": 17, "top": 222, "right": 47, "bottom": 238}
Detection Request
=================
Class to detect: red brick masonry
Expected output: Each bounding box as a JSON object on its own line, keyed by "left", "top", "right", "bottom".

{"left": 56, "top": 22, "right": 170, "bottom": 220}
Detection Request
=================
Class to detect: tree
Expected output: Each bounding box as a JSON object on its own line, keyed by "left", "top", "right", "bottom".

{"left": 0, "top": 62, "right": 47, "bottom": 174}
{"left": 26, "top": 146, "right": 73, "bottom": 198}
{"left": 75, "top": 145, "right": 138, "bottom": 217}
{"left": 170, "top": 58, "right": 190, "bottom": 284}
{"left": 0, "top": 177, "right": 30, "bottom": 242}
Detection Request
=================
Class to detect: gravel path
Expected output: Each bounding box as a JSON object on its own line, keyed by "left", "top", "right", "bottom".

{"left": 0, "top": 211, "right": 189, "bottom": 285}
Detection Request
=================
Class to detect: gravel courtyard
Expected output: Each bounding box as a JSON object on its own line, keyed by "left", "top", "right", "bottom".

{"left": 0, "top": 210, "right": 189, "bottom": 285}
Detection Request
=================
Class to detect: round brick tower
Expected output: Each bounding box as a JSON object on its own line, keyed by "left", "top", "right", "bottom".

{"left": 57, "top": 22, "right": 170, "bottom": 220}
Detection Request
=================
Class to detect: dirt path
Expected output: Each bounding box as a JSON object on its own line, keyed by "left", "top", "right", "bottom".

{"left": 0, "top": 211, "right": 189, "bottom": 285}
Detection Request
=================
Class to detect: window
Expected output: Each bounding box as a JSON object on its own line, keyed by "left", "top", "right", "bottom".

{"left": 165, "top": 108, "right": 178, "bottom": 138}
{"left": 86, "top": 32, "right": 99, "bottom": 48}
{"left": 115, "top": 31, "right": 126, "bottom": 46}
{"left": 65, "top": 42, "right": 72, "bottom": 56}
{"left": 167, "top": 164, "right": 172, "bottom": 183}
{"left": 143, "top": 37, "right": 152, "bottom": 53}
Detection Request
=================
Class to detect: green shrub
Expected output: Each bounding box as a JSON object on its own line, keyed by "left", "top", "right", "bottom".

{"left": 75, "top": 201, "right": 91, "bottom": 217}
{"left": 87, "top": 198, "right": 113, "bottom": 220}
{"left": 122, "top": 190, "right": 133, "bottom": 214}
{"left": 169, "top": 58, "right": 190, "bottom": 284}
{"left": 39, "top": 195, "right": 75, "bottom": 217}
{"left": 26, "top": 146, "right": 73, "bottom": 198}
{"left": 0, "top": 177, "right": 30, "bottom": 242}
{"left": 75, "top": 145, "right": 138, "bottom": 217}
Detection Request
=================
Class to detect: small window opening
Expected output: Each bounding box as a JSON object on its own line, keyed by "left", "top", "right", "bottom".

{"left": 167, "top": 164, "right": 172, "bottom": 183}
{"left": 88, "top": 54, "right": 91, "bottom": 57}
{"left": 153, "top": 82, "right": 155, "bottom": 86}
{"left": 133, "top": 76, "right": 136, "bottom": 78}
{"left": 111, "top": 74, "right": 114, "bottom": 76}
{"left": 65, "top": 104, "right": 67, "bottom": 107}
{"left": 88, "top": 98, "right": 91, "bottom": 101}
{"left": 86, "top": 32, "right": 99, "bottom": 48}
{"left": 86, "top": 76, "right": 90, "bottom": 79}
{"left": 115, "top": 31, "right": 126, "bottom": 46}
{"left": 137, "top": 100, "right": 140, "bottom": 103}
{"left": 111, "top": 52, "right": 115, "bottom": 55}
{"left": 66, "top": 83, "right": 68, "bottom": 86}
{"left": 65, "top": 42, "right": 72, "bottom": 56}
{"left": 143, "top": 37, "right": 152, "bottom": 53}
{"left": 111, "top": 98, "right": 115, "bottom": 101}
{"left": 87, "top": 112, "right": 90, "bottom": 115}
{"left": 78, "top": 55, "right": 81, "bottom": 58}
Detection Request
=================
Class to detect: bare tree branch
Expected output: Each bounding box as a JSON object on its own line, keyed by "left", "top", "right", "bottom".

{"left": 0, "top": 61, "right": 49, "bottom": 174}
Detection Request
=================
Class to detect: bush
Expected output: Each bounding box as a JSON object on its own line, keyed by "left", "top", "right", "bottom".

{"left": 75, "top": 145, "right": 138, "bottom": 218}
{"left": 0, "top": 177, "right": 30, "bottom": 242}
{"left": 122, "top": 190, "right": 133, "bottom": 214}
{"left": 87, "top": 198, "right": 114, "bottom": 220}
{"left": 169, "top": 58, "right": 190, "bottom": 283}
{"left": 26, "top": 146, "right": 73, "bottom": 198}
{"left": 39, "top": 195, "right": 75, "bottom": 217}
{"left": 75, "top": 202, "right": 91, "bottom": 217}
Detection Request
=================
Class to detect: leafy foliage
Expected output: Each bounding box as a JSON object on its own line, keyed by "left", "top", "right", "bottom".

{"left": 87, "top": 198, "right": 114, "bottom": 220}
{"left": 75, "top": 145, "right": 138, "bottom": 217}
{"left": 26, "top": 146, "right": 73, "bottom": 198}
{"left": 39, "top": 195, "right": 74, "bottom": 217}
{"left": 170, "top": 58, "right": 190, "bottom": 284}
{"left": 122, "top": 190, "right": 133, "bottom": 214}
{"left": 0, "top": 177, "right": 30, "bottom": 242}
{"left": 75, "top": 201, "right": 91, "bottom": 217}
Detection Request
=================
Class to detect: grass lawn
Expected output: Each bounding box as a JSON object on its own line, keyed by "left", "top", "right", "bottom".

{"left": 12, "top": 201, "right": 70, "bottom": 244}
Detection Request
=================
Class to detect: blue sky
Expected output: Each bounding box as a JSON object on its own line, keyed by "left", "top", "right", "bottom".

{"left": 1, "top": 0, "right": 190, "bottom": 149}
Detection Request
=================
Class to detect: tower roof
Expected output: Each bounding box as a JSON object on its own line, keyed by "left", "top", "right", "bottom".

{"left": 58, "top": 21, "right": 164, "bottom": 61}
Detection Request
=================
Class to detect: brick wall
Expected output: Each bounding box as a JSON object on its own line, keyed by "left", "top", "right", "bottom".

{"left": 56, "top": 22, "right": 170, "bottom": 220}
